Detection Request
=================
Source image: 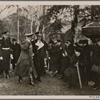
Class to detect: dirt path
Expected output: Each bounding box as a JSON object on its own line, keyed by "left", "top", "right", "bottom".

{"left": 0, "top": 72, "right": 99, "bottom": 95}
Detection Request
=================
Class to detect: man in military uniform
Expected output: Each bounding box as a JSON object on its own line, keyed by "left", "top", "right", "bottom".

{"left": 15, "top": 33, "right": 37, "bottom": 86}
{"left": 32, "top": 32, "right": 47, "bottom": 82}
{"left": 1, "top": 31, "right": 12, "bottom": 78}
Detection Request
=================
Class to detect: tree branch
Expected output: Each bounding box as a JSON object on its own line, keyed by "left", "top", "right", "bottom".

{"left": 0, "top": 6, "right": 8, "bottom": 15}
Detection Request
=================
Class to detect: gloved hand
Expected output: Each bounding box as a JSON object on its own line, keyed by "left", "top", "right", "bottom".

{"left": 10, "top": 54, "right": 13, "bottom": 59}
{"left": 0, "top": 56, "right": 3, "bottom": 60}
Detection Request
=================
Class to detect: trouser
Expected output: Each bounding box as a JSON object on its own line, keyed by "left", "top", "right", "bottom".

{"left": 80, "top": 65, "right": 91, "bottom": 84}
{"left": 2, "top": 50, "right": 10, "bottom": 76}
{"left": 12, "top": 63, "right": 15, "bottom": 70}
{"left": 19, "top": 67, "right": 34, "bottom": 83}
{"left": 93, "top": 72, "right": 100, "bottom": 87}
{"left": 34, "top": 56, "right": 44, "bottom": 80}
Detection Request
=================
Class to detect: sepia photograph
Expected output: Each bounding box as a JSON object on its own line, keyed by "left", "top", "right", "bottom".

{"left": 0, "top": 1, "right": 100, "bottom": 99}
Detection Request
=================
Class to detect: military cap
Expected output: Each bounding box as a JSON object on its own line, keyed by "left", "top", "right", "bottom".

{"left": 2, "top": 31, "right": 8, "bottom": 35}
{"left": 12, "top": 38, "right": 16, "bottom": 42}
{"left": 25, "top": 33, "right": 33, "bottom": 37}
{"left": 57, "top": 39, "right": 62, "bottom": 42}
{"left": 35, "top": 32, "right": 42, "bottom": 36}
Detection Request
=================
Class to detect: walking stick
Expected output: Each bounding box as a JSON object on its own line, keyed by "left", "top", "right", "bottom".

{"left": 76, "top": 62, "right": 82, "bottom": 89}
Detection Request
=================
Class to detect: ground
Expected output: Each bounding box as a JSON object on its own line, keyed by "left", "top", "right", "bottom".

{"left": 0, "top": 71, "right": 100, "bottom": 95}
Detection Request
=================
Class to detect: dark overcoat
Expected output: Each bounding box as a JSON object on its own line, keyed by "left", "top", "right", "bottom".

{"left": 64, "top": 53, "right": 79, "bottom": 86}
{"left": 11, "top": 43, "right": 21, "bottom": 64}
{"left": 48, "top": 42, "right": 62, "bottom": 72}
{"left": 1, "top": 37, "right": 11, "bottom": 71}
{"left": 32, "top": 39, "right": 47, "bottom": 76}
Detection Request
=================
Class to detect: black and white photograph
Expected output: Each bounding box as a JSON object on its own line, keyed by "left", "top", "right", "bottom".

{"left": 0, "top": 1, "right": 100, "bottom": 99}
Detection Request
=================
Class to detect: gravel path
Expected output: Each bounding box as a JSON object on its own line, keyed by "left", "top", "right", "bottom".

{"left": 0, "top": 72, "right": 99, "bottom": 95}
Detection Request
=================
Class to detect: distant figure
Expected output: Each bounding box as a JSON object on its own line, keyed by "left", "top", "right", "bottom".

{"left": 75, "top": 40, "right": 91, "bottom": 85}
{"left": 15, "top": 33, "right": 37, "bottom": 86}
{"left": 91, "top": 39, "right": 100, "bottom": 90}
{"left": 1, "top": 31, "right": 12, "bottom": 79}
{"left": 32, "top": 32, "right": 48, "bottom": 82}
{"left": 60, "top": 41, "right": 71, "bottom": 79}
{"left": 64, "top": 46, "right": 81, "bottom": 89}
{"left": 11, "top": 38, "right": 21, "bottom": 71}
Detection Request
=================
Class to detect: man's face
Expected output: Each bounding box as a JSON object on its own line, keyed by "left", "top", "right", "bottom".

{"left": 31, "top": 35, "right": 35, "bottom": 40}
{"left": 97, "top": 41, "right": 100, "bottom": 46}
{"left": 3, "top": 34, "right": 8, "bottom": 39}
{"left": 57, "top": 42, "right": 61, "bottom": 46}
{"left": 37, "top": 35, "right": 42, "bottom": 40}
{"left": 27, "top": 36, "right": 32, "bottom": 41}
{"left": 12, "top": 41, "right": 16, "bottom": 44}
{"left": 65, "top": 42, "right": 70, "bottom": 47}
{"left": 75, "top": 50, "right": 80, "bottom": 57}
{"left": 78, "top": 43, "right": 83, "bottom": 46}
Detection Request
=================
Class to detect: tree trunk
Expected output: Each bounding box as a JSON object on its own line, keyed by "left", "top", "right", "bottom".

{"left": 17, "top": 6, "right": 20, "bottom": 43}
{"left": 91, "top": 6, "right": 94, "bottom": 21}
{"left": 31, "top": 15, "right": 33, "bottom": 33}
{"left": 17, "top": 18, "right": 20, "bottom": 43}
{"left": 71, "top": 5, "right": 79, "bottom": 43}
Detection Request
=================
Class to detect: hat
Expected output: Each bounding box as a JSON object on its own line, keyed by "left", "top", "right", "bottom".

{"left": 83, "top": 40, "right": 88, "bottom": 44}
{"left": 35, "top": 32, "right": 42, "bottom": 36}
{"left": 78, "top": 40, "right": 88, "bottom": 44}
{"left": 12, "top": 38, "right": 16, "bottom": 42}
{"left": 57, "top": 39, "right": 62, "bottom": 42}
{"left": 2, "top": 31, "right": 8, "bottom": 35}
{"left": 49, "top": 40, "right": 54, "bottom": 44}
{"left": 78, "top": 40, "right": 84, "bottom": 44}
{"left": 66, "top": 40, "right": 72, "bottom": 44}
{"left": 74, "top": 46, "right": 82, "bottom": 52}
{"left": 25, "top": 33, "right": 33, "bottom": 37}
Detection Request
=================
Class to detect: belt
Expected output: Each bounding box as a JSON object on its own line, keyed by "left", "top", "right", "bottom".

{"left": 2, "top": 48, "right": 10, "bottom": 50}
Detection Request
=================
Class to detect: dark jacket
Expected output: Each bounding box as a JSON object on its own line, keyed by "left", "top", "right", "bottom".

{"left": 11, "top": 43, "right": 21, "bottom": 63}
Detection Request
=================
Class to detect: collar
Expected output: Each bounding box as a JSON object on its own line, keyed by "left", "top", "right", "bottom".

{"left": 26, "top": 38, "right": 31, "bottom": 43}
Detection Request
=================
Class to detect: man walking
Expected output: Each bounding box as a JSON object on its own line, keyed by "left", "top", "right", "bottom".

{"left": 11, "top": 38, "right": 21, "bottom": 71}
{"left": 15, "top": 33, "right": 37, "bottom": 86}
{"left": 1, "top": 31, "right": 12, "bottom": 79}
{"left": 32, "top": 32, "right": 47, "bottom": 82}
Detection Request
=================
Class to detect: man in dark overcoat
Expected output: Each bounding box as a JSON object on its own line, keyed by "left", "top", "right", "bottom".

{"left": 32, "top": 32, "right": 47, "bottom": 82}
{"left": 48, "top": 37, "right": 63, "bottom": 76}
{"left": 82, "top": 40, "right": 91, "bottom": 85}
{"left": 1, "top": 31, "right": 12, "bottom": 78}
{"left": 11, "top": 38, "right": 21, "bottom": 71}
{"left": 91, "top": 39, "right": 100, "bottom": 89}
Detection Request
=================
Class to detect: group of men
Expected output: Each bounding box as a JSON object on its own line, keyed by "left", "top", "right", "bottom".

{"left": 58, "top": 39, "right": 100, "bottom": 90}
{"left": 0, "top": 31, "right": 100, "bottom": 90}
{"left": 47, "top": 36, "right": 100, "bottom": 90}
{"left": 0, "top": 31, "right": 48, "bottom": 86}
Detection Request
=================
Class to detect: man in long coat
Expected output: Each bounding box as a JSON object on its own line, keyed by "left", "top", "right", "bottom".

{"left": 48, "top": 39, "right": 62, "bottom": 76}
{"left": 32, "top": 32, "right": 47, "bottom": 82}
{"left": 15, "top": 33, "right": 37, "bottom": 86}
{"left": 1, "top": 31, "right": 12, "bottom": 79}
{"left": 11, "top": 38, "right": 21, "bottom": 71}
{"left": 91, "top": 39, "right": 100, "bottom": 89}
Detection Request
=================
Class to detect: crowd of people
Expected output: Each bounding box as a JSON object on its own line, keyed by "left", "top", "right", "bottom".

{"left": 0, "top": 31, "right": 100, "bottom": 90}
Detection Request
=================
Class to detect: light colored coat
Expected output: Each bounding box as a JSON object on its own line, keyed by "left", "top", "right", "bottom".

{"left": 15, "top": 39, "right": 37, "bottom": 78}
